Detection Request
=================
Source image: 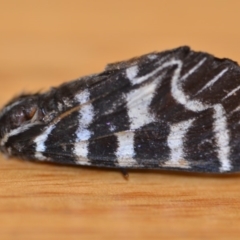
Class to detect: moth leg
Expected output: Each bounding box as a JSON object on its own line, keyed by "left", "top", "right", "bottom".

{"left": 120, "top": 168, "right": 129, "bottom": 179}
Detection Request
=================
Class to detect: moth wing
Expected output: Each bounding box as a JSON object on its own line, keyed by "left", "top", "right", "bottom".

{"left": 26, "top": 46, "right": 240, "bottom": 172}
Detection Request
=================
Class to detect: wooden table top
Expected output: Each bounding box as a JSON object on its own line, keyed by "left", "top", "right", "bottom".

{"left": 1, "top": 1, "right": 240, "bottom": 239}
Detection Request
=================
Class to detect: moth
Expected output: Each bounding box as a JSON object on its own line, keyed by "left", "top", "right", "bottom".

{"left": 1, "top": 46, "right": 240, "bottom": 173}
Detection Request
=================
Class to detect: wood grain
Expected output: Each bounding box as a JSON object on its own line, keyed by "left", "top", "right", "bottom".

{"left": 1, "top": 1, "right": 240, "bottom": 239}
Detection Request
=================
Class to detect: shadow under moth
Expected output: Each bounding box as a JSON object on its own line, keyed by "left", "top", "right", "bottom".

{"left": 1, "top": 46, "right": 240, "bottom": 174}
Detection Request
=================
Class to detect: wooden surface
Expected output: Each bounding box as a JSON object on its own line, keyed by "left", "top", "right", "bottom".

{"left": 1, "top": 1, "right": 240, "bottom": 239}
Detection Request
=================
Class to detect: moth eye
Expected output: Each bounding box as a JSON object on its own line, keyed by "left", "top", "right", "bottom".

{"left": 25, "top": 106, "right": 37, "bottom": 120}
{"left": 10, "top": 106, "right": 38, "bottom": 126}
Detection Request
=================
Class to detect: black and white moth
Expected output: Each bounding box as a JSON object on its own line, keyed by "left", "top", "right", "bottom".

{"left": 1, "top": 46, "right": 240, "bottom": 173}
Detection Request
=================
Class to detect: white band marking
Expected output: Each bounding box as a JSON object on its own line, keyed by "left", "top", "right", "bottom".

{"left": 74, "top": 141, "right": 91, "bottom": 165}
{"left": 213, "top": 105, "right": 231, "bottom": 172}
{"left": 230, "top": 105, "right": 240, "bottom": 115}
{"left": 222, "top": 85, "right": 240, "bottom": 101}
{"left": 196, "top": 68, "right": 228, "bottom": 95}
{"left": 75, "top": 89, "right": 94, "bottom": 141}
{"left": 34, "top": 125, "right": 55, "bottom": 160}
{"left": 164, "top": 119, "right": 194, "bottom": 168}
{"left": 73, "top": 89, "right": 94, "bottom": 164}
{"left": 126, "top": 66, "right": 139, "bottom": 81}
{"left": 180, "top": 58, "right": 207, "bottom": 81}
{"left": 128, "top": 59, "right": 176, "bottom": 85}
{"left": 126, "top": 74, "right": 163, "bottom": 129}
{"left": 115, "top": 131, "right": 137, "bottom": 167}
{"left": 1, "top": 122, "right": 39, "bottom": 146}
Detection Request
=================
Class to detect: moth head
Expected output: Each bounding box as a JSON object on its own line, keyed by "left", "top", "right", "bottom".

{"left": 0, "top": 94, "right": 44, "bottom": 153}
